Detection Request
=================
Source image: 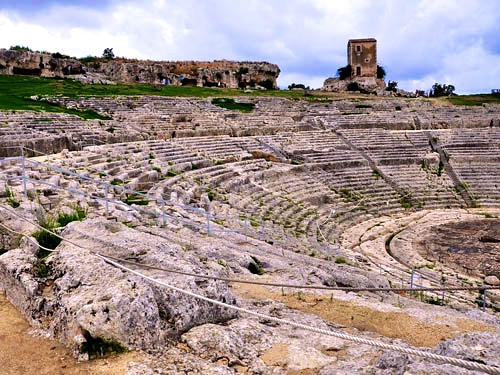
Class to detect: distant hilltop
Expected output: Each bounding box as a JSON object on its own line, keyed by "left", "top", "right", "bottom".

{"left": 0, "top": 48, "right": 280, "bottom": 89}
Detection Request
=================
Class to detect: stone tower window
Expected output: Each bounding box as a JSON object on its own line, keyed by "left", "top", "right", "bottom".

{"left": 356, "top": 45, "right": 361, "bottom": 52}
{"left": 356, "top": 66, "right": 361, "bottom": 76}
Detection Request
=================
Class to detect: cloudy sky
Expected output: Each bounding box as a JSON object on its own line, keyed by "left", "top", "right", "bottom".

{"left": 0, "top": 0, "right": 499, "bottom": 94}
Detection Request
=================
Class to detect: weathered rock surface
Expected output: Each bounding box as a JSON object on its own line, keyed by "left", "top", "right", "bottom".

{"left": 0, "top": 218, "right": 237, "bottom": 357}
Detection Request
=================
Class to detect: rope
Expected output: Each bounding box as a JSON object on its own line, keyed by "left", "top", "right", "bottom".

{"left": 0, "top": 221, "right": 57, "bottom": 254}
{"left": 1, "top": 205, "right": 500, "bottom": 373}
{"left": 97, "top": 254, "right": 500, "bottom": 375}
{"left": 1, "top": 205, "right": 499, "bottom": 294}
{"left": 103, "top": 254, "right": 500, "bottom": 293}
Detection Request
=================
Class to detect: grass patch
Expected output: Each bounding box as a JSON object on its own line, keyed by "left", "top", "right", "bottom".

{"left": 335, "top": 256, "right": 346, "bottom": 264}
{"left": 400, "top": 190, "right": 413, "bottom": 209}
{"left": 166, "top": 169, "right": 180, "bottom": 177}
{"left": 122, "top": 192, "right": 149, "bottom": 206}
{"left": 372, "top": 168, "right": 382, "bottom": 180}
{"left": 211, "top": 97, "right": 255, "bottom": 112}
{"left": 33, "top": 216, "right": 61, "bottom": 252}
{"left": 0, "top": 74, "right": 334, "bottom": 120}
{"left": 339, "top": 188, "right": 362, "bottom": 202}
{"left": 478, "top": 212, "right": 497, "bottom": 218}
{"left": 5, "top": 187, "right": 21, "bottom": 208}
{"left": 446, "top": 93, "right": 500, "bottom": 106}
{"left": 0, "top": 75, "right": 111, "bottom": 119}
{"left": 56, "top": 204, "right": 87, "bottom": 227}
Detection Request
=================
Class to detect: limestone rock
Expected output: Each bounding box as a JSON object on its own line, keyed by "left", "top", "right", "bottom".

{"left": 484, "top": 275, "right": 500, "bottom": 286}
{"left": 1, "top": 218, "right": 238, "bottom": 357}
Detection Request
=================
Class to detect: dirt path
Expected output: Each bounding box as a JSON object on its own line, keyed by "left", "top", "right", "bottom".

{"left": 0, "top": 293, "right": 139, "bottom": 375}
{"left": 232, "top": 283, "right": 495, "bottom": 347}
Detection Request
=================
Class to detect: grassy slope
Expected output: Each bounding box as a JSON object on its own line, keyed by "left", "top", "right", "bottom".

{"left": 0, "top": 75, "right": 324, "bottom": 118}
{"left": 446, "top": 93, "right": 500, "bottom": 106}
{"left": 1, "top": 75, "right": 499, "bottom": 119}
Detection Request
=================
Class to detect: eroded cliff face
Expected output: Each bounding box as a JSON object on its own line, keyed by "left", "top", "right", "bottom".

{"left": 0, "top": 48, "right": 280, "bottom": 88}
{"left": 0, "top": 49, "right": 82, "bottom": 77}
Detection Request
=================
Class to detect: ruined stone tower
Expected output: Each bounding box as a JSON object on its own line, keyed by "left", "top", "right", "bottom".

{"left": 322, "top": 38, "right": 382, "bottom": 92}
{"left": 347, "top": 38, "right": 377, "bottom": 84}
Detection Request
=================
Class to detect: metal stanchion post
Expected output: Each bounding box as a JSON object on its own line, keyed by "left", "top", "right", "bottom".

{"left": 21, "top": 149, "right": 27, "bottom": 199}
{"left": 410, "top": 269, "right": 415, "bottom": 297}
{"left": 161, "top": 200, "right": 166, "bottom": 226}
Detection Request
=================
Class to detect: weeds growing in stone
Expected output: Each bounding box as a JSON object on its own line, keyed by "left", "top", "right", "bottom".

{"left": 248, "top": 255, "right": 264, "bottom": 275}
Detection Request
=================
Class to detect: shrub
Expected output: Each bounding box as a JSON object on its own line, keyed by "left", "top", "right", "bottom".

{"left": 10, "top": 45, "right": 32, "bottom": 52}
{"left": 288, "top": 83, "right": 310, "bottom": 90}
{"left": 339, "top": 189, "right": 362, "bottom": 202}
{"left": 166, "top": 169, "right": 179, "bottom": 177}
{"left": 377, "top": 65, "right": 387, "bottom": 79}
{"left": 5, "top": 187, "right": 20, "bottom": 208}
{"left": 335, "top": 256, "right": 346, "bottom": 264}
{"left": 258, "top": 79, "right": 275, "bottom": 90}
{"left": 51, "top": 52, "right": 69, "bottom": 59}
{"left": 336, "top": 65, "right": 351, "bottom": 80}
{"left": 372, "top": 168, "right": 382, "bottom": 179}
{"left": 248, "top": 256, "right": 264, "bottom": 275}
{"left": 387, "top": 80, "right": 398, "bottom": 92}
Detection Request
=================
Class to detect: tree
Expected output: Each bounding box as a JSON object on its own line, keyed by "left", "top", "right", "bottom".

{"left": 430, "top": 83, "right": 456, "bottom": 97}
{"left": 10, "top": 45, "right": 32, "bottom": 52}
{"left": 103, "top": 48, "right": 114, "bottom": 59}
{"left": 386, "top": 80, "right": 398, "bottom": 92}
{"left": 288, "top": 83, "right": 310, "bottom": 90}
{"left": 336, "top": 65, "right": 352, "bottom": 80}
{"left": 377, "top": 65, "right": 386, "bottom": 79}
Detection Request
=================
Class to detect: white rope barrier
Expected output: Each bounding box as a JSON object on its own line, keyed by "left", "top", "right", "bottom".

{"left": 1, "top": 204, "right": 499, "bottom": 295}
{"left": 97, "top": 254, "right": 500, "bottom": 375}
{"left": 1, "top": 205, "right": 500, "bottom": 373}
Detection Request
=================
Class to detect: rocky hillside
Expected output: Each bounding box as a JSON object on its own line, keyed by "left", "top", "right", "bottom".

{"left": 0, "top": 92, "right": 499, "bottom": 374}
{"left": 0, "top": 48, "right": 280, "bottom": 88}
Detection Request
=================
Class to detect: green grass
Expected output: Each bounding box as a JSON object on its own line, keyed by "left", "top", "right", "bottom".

{"left": 211, "top": 98, "right": 255, "bottom": 112}
{"left": 335, "top": 256, "right": 346, "bottom": 264}
{"left": 122, "top": 193, "right": 149, "bottom": 206}
{"left": 33, "top": 217, "right": 62, "bottom": 253}
{"left": 56, "top": 204, "right": 87, "bottom": 227}
{"left": 446, "top": 93, "right": 500, "bottom": 106}
{"left": 0, "top": 75, "right": 329, "bottom": 118}
{"left": 0, "top": 76, "right": 110, "bottom": 119}
{"left": 339, "top": 188, "right": 362, "bottom": 202}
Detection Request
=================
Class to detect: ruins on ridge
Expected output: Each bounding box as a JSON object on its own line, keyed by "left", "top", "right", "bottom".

{"left": 323, "top": 38, "right": 386, "bottom": 93}
{"left": 347, "top": 38, "right": 378, "bottom": 86}
{"left": 0, "top": 48, "right": 280, "bottom": 89}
